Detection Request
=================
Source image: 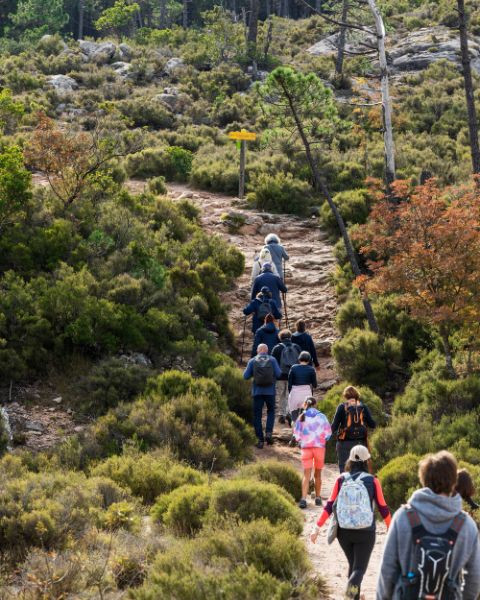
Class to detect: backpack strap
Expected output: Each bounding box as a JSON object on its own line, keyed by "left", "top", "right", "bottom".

{"left": 404, "top": 505, "right": 429, "bottom": 541}
{"left": 445, "top": 512, "right": 467, "bottom": 546}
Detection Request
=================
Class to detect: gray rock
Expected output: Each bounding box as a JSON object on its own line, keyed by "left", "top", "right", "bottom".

{"left": 26, "top": 421, "right": 44, "bottom": 433}
{"left": 119, "top": 43, "right": 133, "bottom": 61}
{"left": 119, "top": 353, "right": 153, "bottom": 367}
{"left": 164, "top": 57, "right": 184, "bottom": 74}
{"left": 47, "top": 74, "right": 78, "bottom": 96}
{"left": 154, "top": 91, "right": 178, "bottom": 110}
{"left": 318, "top": 379, "right": 338, "bottom": 391}
{"left": 79, "top": 39, "right": 117, "bottom": 64}
{"left": 111, "top": 61, "right": 132, "bottom": 78}
{"left": 52, "top": 396, "right": 63, "bottom": 404}
{"left": 316, "top": 339, "right": 333, "bottom": 356}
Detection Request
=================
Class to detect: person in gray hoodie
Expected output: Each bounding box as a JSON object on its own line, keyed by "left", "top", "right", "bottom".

{"left": 377, "top": 451, "right": 480, "bottom": 600}
{"left": 264, "top": 233, "right": 289, "bottom": 281}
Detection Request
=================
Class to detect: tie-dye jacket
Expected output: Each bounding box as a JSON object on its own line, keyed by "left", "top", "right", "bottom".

{"left": 294, "top": 408, "right": 332, "bottom": 449}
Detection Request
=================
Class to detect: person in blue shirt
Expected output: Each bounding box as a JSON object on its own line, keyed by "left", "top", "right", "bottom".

{"left": 251, "top": 313, "right": 280, "bottom": 357}
{"left": 243, "top": 286, "right": 282, "bottom": 334}
{"left": 243, "top": 343, "right": 282, "bottom": 449}
{"left": 251, "top": 263, "right": 287, "bottom": 309}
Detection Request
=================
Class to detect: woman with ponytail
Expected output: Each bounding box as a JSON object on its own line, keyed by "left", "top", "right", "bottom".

{"left": 294, "top": 397, "right": 332, "bottom": 509}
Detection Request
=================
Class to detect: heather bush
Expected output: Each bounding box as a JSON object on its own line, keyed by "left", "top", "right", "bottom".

{"left": 378, "top": 454, "right": 420, "bottom": 510}
{"left": 236, "top": 461, "right": 302, "bottom": 501}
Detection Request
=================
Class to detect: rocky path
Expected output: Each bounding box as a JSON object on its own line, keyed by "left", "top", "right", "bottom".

{"left": 163, "top": 183, "right": 387, "bottom": 600}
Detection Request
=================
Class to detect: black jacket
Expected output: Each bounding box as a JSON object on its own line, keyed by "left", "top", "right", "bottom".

{"left": 331, "top": 402, "right": 376, "bottom": 441}
{"left": 288, "top": 364, "right": 317, "bottom": 392}
{"left": 291, "top": 331, "right": 319, "bottom": 367}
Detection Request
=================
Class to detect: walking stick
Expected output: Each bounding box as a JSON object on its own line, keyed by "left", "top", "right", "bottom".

{"left": 283, "top": 292, "right": 289, "bottom": 330}
{"left": 240, "top": 315, "right": 247, "bottom": 365}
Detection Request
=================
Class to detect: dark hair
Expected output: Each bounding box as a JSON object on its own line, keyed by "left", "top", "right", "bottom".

{"left": 296, "top": 319, "right": 306, "bottom": 333}
{"left": 345, "top": 459, "right": 369, "bottom": 473}
{"left": 456, "top": 468, "right": 475, "bottom": 499}
{"left": 264, "top": 313, "right": 275, "bottom": 324}
{"left": 299, "top": 351, "right": 311, "bottom": 363}
{"left": 300, "top": 397, "right": 316, "bottom": 422}
{"left": 343, "top": 385, "right": 360, "bottom": 401}
{"left": 279, "top": 329, "right": 292, "bottom": 340}
{"left": 419, "top": 451, "right": 458, "bottom": 496}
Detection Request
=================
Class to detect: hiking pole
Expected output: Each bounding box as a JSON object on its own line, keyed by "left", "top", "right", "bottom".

{"left": 240, "top": 315, "right": 247, "bottom": 365}
{"left": 283, "top": 292, "right": 289, "bottom": 330}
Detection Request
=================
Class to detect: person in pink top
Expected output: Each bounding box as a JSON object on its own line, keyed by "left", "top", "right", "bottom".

{"left": 294, "top": 397, "right": 332, "bottom": 509}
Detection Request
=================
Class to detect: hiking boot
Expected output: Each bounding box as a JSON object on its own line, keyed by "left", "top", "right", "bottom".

{"left": 315, "top": 497, "right": 323, "bottom": 507}
{"left": 266, "top": 435, "right": 274, "bottom": 446}
{"left": 299, "top": 499, "right": 307, "bottom": 509}
{"left": 278, "top": 415, "right": 286, "bottom": 425}
{"left": 286, "top": 414, "right": 292, "bottom": 427}
{"left": 288, "top": 436, "right": 297, "bottom": 447}
{"left": 255, "top": 441, "right": 264, "bottom": 449}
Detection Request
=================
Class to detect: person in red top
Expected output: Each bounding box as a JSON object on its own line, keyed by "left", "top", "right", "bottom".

{"left": 311, "top": 445, "right": 391, "bottom": 600}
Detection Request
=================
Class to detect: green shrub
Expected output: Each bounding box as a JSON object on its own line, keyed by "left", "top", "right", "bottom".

{"left": 100, "top": 501, "right": 140, "bottom": 532}
{"left": 320, "top": 189, "right": 370, "bottom": 237}
{"left": 210, "top": 364, "right": 251, "bottom": 421}
{"left": 133, "top": 520, "right": 326, "bottom": 600}
{"left": 370, "top": 414, "right": 435, "bottom": 469}
{"left": 91, "top": 451, "right": 206, "bottom": 504}
{"left": 209, "top": 479, "right": 302, "bottom": 534}
{"left": 152, "top": 483, "right": 212, "bottom": 535}
{"left": 117, "top": 97, "right": 174, "bottom": 129}
{"left": 147, "top": 176, "right": 167, "bottom": 195}
{"left": 247, "top": 172, "right": 316, "bottom": 216}
{"left": 236, "top": 461, "right": 302, "bottom": 501}
{"left": 378, "top": 454, "right": 420, "bottom": 511}
{"left": 333, "top": 328, "right": 403, "bottom": 394}
{"left": 79, "top": 358, "right": 152, "bottom": 415}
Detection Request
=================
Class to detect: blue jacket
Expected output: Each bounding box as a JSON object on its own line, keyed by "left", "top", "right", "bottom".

{"left": 292, "top": 331, "right": 319, "bottom": 367}
{"left": 265, "top": 241, "right": 289, "bottom": 280}
{"left": 251, "top": 322, "right": 280, "bottom": 357}
{"left": 251, "top": 272, "right": 287, "bottom": 308}
{"left": 243, "top": 352, "right": 282, "bottom": 397}
{"left": 288, "top": 364, "right": 317, "bottom": 392}
{"left": 243, "top": 296, "right": 282, "bottom": 333}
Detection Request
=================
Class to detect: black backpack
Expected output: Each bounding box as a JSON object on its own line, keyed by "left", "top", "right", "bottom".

{"left": 338, "top": 404, "right": 368, "bottom": 441}
{"left": 256, "top": 297, "right": 272, "bottom": 321}
{"left": 400, "top": 506, "right": 466, "bottom": 600}
{"left": 253, "top": 355, "right": 275, "bottom": 386}
{"left": 279, "top": 342, "right": 300, "bottom": 376}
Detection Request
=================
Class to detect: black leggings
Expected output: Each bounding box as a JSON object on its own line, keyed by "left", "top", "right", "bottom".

{"left": 337, "top": 528, "right": 376, "bottom": 600}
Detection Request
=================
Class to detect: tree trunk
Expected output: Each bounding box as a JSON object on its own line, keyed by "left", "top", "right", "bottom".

{"left": 315, "top": 0, "right": 322, "bottom": 11}
{"left": 458, "top": 0, "right": 480, "bottom": 174}
{"left": 78, "top": 0, "right": 84, "bottom": 39}
{"left": 279, "top": 81, "right": 379, "bottom": 333}
{"left": 159, "top": 0, "right": 167, "bottom": 28}
{"left": 335, "top": 0, "right": 349, "bottom": 76}
{"left": 183, "top": 0, "right": 189, "bottom": 28}
{"left": 440, "top": 325, "right": 457, "bottom": 379}
{"left": 366, "top": 0, "right": 396, "bottom": 186}
{"left": 248, "top": 0, "right": 260, "bottom": 76}
{"left": 264, "top": 18, "right": 274, "bottom": 63}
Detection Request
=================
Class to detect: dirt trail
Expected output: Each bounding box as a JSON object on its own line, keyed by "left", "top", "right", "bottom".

{"left": 162, "top": 183, "right": 387, "bottom": 600}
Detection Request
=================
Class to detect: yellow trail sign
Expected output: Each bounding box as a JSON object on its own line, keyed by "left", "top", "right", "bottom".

{"left": 228, "top": 130, "right": 257, "bottom": 141}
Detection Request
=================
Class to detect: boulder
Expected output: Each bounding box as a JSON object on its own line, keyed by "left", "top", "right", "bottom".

{"left": 79, "top": 39, "right": 117, "bottom": 64}
{"left": 164, "top": 57, "right": 185, "bottom": 74}
{"left": 26, "top": 421, "right": 45, "bottom": 433}
{"left": 119, "top": 43, "right": 133, "bottom": 61}
{"left": 47, "top": 75, "right": 78, "bottom": 96}
{"left": 154, "top": 88, "right": 179, "bottom": 110}
{"left": 111, "top": 61, "right": 132, "bottom": 78}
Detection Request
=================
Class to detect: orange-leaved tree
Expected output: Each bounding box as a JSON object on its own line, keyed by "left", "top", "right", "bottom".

{"left": 355, "top": 178, "right": 480, "bottom": 378}
{"left": 25, "top": 113, "right": 139, "bottom": 210}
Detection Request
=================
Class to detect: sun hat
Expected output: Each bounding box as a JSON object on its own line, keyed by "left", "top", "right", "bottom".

{"left": 349, "top": 445, "right": 371, "bottom": 462}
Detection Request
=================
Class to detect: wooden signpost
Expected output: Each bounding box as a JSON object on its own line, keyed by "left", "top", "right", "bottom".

{"left": 228, "top": 130, "right": 257, "bottom": 199}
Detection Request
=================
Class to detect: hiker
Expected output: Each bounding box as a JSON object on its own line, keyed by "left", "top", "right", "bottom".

{"left": 288, "top": 351, "right": 317, "bottom": 439}
{"left": 243, "top": 342, "right": 282, "bottom": 449}
{"left": 294, "top": 397, "right": 331, "bottom": 509}
{"left": 251, "top": 313, "right": 280, "bottom": 356}
{"left": 311, "top": 445, "right": 391, "bottom": 600}
{"left": 331, "top": 386, "right": 376, "bottom": 473}
{"left": 243, "top": 286, "right": 282, "bottom": 334}
{"left": 272, "top": 330, "right": 301, "bottom": 424}
{"left": 456, "top": 468, "right": 479, "bottom": 512}
{"left": 264, "top": 233, "right": 289, "bottom": 281}
{"left": 251, "top": 262, "right": 287, "bottom": 309}
{"left": 251, "top": 246, "right": 279, "bottom": 282}
{"left": 292, "top": 319, "right": 320, "bottom": 369}
{"left": 377, "top": 451, "right": 480, "bottom": 600}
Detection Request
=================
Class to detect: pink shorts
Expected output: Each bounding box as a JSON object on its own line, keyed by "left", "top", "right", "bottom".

{"left": 301, "top": 447, "right": 326, "bottom": 470}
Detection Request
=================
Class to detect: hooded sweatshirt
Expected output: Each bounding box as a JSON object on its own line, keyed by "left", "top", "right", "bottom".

{"left": 251, "top": 321, "right": 280, "bottom": 356}
{"left": 376, "top": 488, "right": 480, "bottom": 600}
{"left": 294, "top": 408, "right": 331, "bottom": 448}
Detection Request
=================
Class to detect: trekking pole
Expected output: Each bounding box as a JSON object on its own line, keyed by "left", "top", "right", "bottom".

{"left": 240, "top": 316, "right": 247, "bottom": 365}
{"left": 283, "top": 292, "right": 289, "bottom": 330}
